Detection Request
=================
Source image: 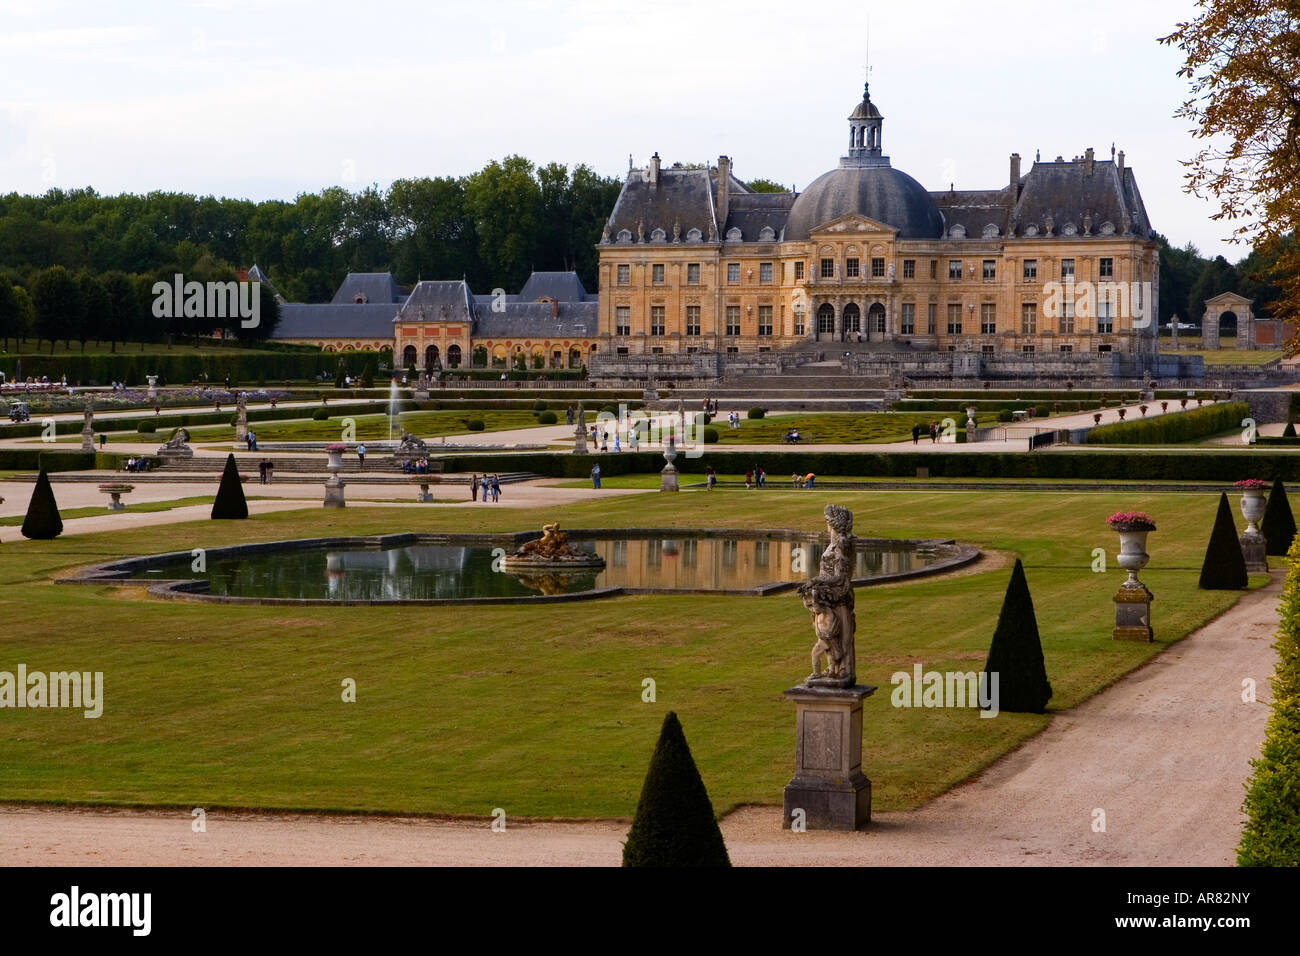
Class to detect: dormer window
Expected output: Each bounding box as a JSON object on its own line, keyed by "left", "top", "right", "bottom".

{"left": 758, "top": 225, "right": 776, "bottom": 241}
{"left": 354, "top": 293, "right": 367, "bottom": 304}
{"left": 686, "top": 227, "right": 702, "bottom": 242}
{"left": 726, "top": 227, "right": 743, "bottom": 242}
{"left": 650, "top": 228, "right": 666, "bottom": 242}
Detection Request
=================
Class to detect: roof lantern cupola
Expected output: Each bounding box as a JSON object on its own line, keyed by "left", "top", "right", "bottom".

{"left": 844, "top": 82, "right": 889, "bottom": 169}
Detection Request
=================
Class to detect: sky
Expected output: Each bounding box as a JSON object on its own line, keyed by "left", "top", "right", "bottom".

{"left": 0, "top": 0, "right": 1249, "bottom": 261}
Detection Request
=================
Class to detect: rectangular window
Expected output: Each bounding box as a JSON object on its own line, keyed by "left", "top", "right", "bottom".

{"left": 821, "top": 258, "right": 835, "bottom": 278}
{"left": 794, "top": 312, "right": 805, "bottom": 335}
{"left": 949, "top": 260, "right": 963, "bottom": 281}
{"left": 1097, "top": 298, "right": 1114, "bottom": 334}
{"left": 652, "top": 263, "right": 665, "bottom": 285}
{"left": 818, "top": 310, "right": 834, "bottom": 334}
{"left": 980, "top": 303, "right": 996, "bottom": 334}
{"left": 1060, "top": 300, "right": 1075, "bottom": 334}
{"left": 650, "top": 305, "right": 665, "bottom": 336}
{"left": 903, "top": 259, "right": 915, "bottom": 279}
{"left": 901, "top": 303, "right": 915, "bottom": 335}
{"left": 617, "top": 264, "right": 629, "bottom": 285}
{"left": 616, "top": 347, "right": 629, "bottom": 355}
{"left": 1059, "top": 344, "right": 1073, "bottom": 353}
{"left": 1023, "top": 259, "right": 1037, "bottom": 281}
{"left": 947, "top": 303, "right": 963, "bottom": 335}
{"left": 726, "top": 305, "right": 741, "bottom": 336}
{"left": 982, "top": 260, "right": 996, "bottom": 281}
{"left": 930, "top": 260, "right": 938, "bottom": 280}
{"left": 685, "top": 305, "right": 701, "bottom": 336}
{"left": 687, "top": 263, "right": 700, "bottom": 285}
{"left": 726, "top": 346, "right": 739, "bottom": 354}
{"left": 759, "top": 262, "right": 773, "bottom": 283}
{"left": 1020, "top": 303, "right": 1036, "bottom": 334}
{"left": 795, "top": 261, "right": 805, "bottom": 280}
{"left": 1061, "top": 258, "right": 1075, "bottom": 279}
{"left": 927, "top": 303, "right": 937, "bottom": 334}
{"left": 727, "top": 263, "right": 740, "bottom": 283}
{"left": 982, "top": 345, "right": 995, "bottom": 355}
{"left": 871, "top": 257, "right": 885, "bottom": 278}
{"left": 1022, "top": 345, "right": 1035, "bottom": 354}
{"left": 615, "top": 306, "right": 630, "bottom": 336}
{"left": 651, "top": 346, "right": 664, "bottom": 354}
{"left": 758, "top": 305, "right": 772, "bottom": 336}
{"left": 845, "top": 257, "right": 859, "bottom": 278}
{"left": 1099, "top": 257, "right": 1113, "bottom": 278}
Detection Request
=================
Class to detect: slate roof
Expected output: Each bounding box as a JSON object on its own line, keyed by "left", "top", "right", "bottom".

{"left": 330, "top": 272, "right": 404, "bottom": 305}
{"left": 275, "top": 303, "right": 399, "bottom": 339}
{"left": 724, "top": 192, "right": 795, "bottom": 243}
{"left": 473, "top": 301, "right": 599, "bottom": 338}
{"left": 930, "top": 158, "right": 1156, "bottom": 240}
{"left": 246, "top": 264, "right": 283, "bottom": 302}
{"left": 518, "top": 271, "right": 587, "bottom": 302}
{"left": 786, "top": 165, "right": 945, "bottom": 240}
{"left": 605, "top": 166, "right": 721, "bottom": 243}
{"left": 398, "top": 280, "right": 475, "bottom": 323}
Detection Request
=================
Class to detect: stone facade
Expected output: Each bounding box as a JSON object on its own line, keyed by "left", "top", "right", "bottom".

{"left": 596, "top": 85, "right": 1161, "bottom": 364}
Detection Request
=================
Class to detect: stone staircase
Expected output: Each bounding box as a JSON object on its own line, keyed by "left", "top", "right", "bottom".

{"left": 658, "top": 363, "right": 895, "bottom": 413}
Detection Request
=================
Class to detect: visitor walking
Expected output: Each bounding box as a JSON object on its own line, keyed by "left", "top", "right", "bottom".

{"left": 706, "top": 465, "right": 716, "bottom": 490}
{"left": 566, "top": 406, "right": 574, "bottom": 425}
{"left": 757, "top": 466, "right": 765, "bottom": 487}
{"left": 482, "top": 477, "right": 490, "bottom": 501}
{"left": 929, "top": 422, "right": 938, "bottom": 444}
{"left": 356, "top": 443, "right": 366, "bottom": 469}
{"left": 257, "top": 459, "right": 267, "bottom": 485}
{"left": 912, "top": 424, "right": 920, "bottom": 445}
{"left": 491, "top": 474, "right": 501, "bottom": 502}
{"left": 591, "top": 464, "right": 601, "bottom": 489}
{"left": 613, "top": 434, "right": 621, "bottom": 453}
{"left": 264, "top": 458, "right": 274, "bottom": 483}
{"left": 470, "top": 473, "right": 480, "bottom": 501}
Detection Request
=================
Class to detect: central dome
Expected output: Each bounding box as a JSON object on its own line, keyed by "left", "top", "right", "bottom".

{"left": 785, "top": 165, "right": 945, "bottom": 240}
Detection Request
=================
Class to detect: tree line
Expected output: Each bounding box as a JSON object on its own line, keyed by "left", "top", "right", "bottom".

{"left": 0, "top": 156, "right": 622, "bottom": 352}
{"left": 1157, "top": 232, "right": 1293, "bottom": 330}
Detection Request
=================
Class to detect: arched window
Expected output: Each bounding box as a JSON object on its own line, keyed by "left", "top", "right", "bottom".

{"left": 726, "top": 227, "right": 743, "bottom": 241}
{"left": 446, "top": 344, "right": 462, "bottom": 368}
{"left": 817, "top": 302, "right": 835, "bottom": 334}
{"left": 650, "top": 228, "right": 666, "bottom": 242}
{"left": 842, "top": 302, "right": 861, "bottom": 333}
{"left": 402, "top": 345, "right": 417, "bottom": 367}
{"left": 424, "top": 344, "right": 439, "bottom": 369}
{"left": 868, "top": 302, "right": 886, "bottom": 333}
{"left": 686, "top": 228, "right": 702, "bottom": 242}
{"left": 569, "top": 347, "right": 582, "bottom": 368}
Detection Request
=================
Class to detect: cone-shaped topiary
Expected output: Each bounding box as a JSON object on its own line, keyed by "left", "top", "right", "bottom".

{"left": 1263, "top": 477, "right": 1298, "bottom": 557}
{"left": 211, "top": 453, "right": 248, "bottom": 519}
{"left": 1284, "top": 422, "right": 1297, "bottom": 438}
{"left": 1199, "top": 492, "right": 1248, "bottom": 589}
{"left": 20, "top": 469, "right": 63, "bottom": 540}
{"left": 622, "top": 711, "right": 730, "bottom": 867}
{"left": 983, "top": 559, "right": 1052, "bottom": 713}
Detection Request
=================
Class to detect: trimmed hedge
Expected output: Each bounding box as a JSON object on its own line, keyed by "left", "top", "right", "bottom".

{"left": 537, "top": 411, "right": 557, "bottom": 425}
{"left": 1238, "top": 535, "right": 1300, "bottom": 864}
{"left": 20, "top": 470, "right": 63, "bottom": 539}
{"left": 1264, "top": 477, "right": 1298, "bottom": 556}
{"left": 984, "top": 560, "right": 1052, "bottom": 713}
{"left": 435, "top": 449, "right": 1300, "bottom": 482}
{"left": 747, "top": 407, "right": 766, "bottom": 419}
{"left": 1199, "top": 492, "right": 1249, "bottom": 589}
{"left": 0, "top": 350, "right": 371, "bottom": 386}
{"left": 1087, "top": 402, "right": 1249, "bottom": 445}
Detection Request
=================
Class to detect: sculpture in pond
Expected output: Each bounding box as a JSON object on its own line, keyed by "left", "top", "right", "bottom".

{"left": 798, "top": 504, "right": 857, "bottom": 686}
{"left": 502, "top": 521, "right": 604, "bottom": 570}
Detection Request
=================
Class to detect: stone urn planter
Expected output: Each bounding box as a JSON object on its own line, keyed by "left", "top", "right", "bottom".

{"left": 1108, "top": 511, "right": 1156, "bottom": 641}
{"left": 1235, "top": 479, "right": 1269, "bottom": 571}
{"left": 1161, "top": 401, "right": 1168, "bottom": 413}
{"left": 1118, "top": 407, "right": 1127, "bottom": 420}
{"left": 1180, "top": 398, "right": 1188, "bottom": 409}
{"left": 324, "top": 443, "right": 346, "bottom": 508}
{"left": 98, "top": 482, "right": 134, "bottom": 511}
{"left": 1093, "top": 413, "right": 1103, "bottom": 425}
{"left": 1140, "top": 404, "right": 1149, "bottom": 416}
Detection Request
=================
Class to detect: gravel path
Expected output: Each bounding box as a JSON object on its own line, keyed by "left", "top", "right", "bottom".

{"left": 0, "top": 573, "right": 1278, "bottom": 865}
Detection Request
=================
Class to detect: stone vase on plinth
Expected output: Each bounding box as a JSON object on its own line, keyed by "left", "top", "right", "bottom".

{"left": 1111, "top": 523, "right": 1154, "bottom": 641}
{"left": 660, "top": 435, "right": 678, "bottom": 492}
{"left": 1239, "top": 489, "right": 1268, "bottom": 573}
{"left": 324, "top": 446, "right": 347, "bottom": 508}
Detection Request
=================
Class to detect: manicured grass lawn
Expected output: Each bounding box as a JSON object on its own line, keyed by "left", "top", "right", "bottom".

{"left": 81, "top": 410, "right": 548, "bottom": 444}
{"left": 1176, "top": 348, "right": 1283, "bottom": 366}
{"left": 712, "top": 412, "right": 995, "bottom": 445}
{"left": 0, "top": 495, "right": 217, "bottom": 526}
{"left": 0, "top": 489, "right": 1261, "bottom": 818}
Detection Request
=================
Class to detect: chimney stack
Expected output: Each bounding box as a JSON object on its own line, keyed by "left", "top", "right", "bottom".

{"left": 1117, "top": 149, "right": 1126, "bottom": 171}
{"left": 1009, "top": 152, "right": 1021, "bottom": 195}
{"left": 716, "top": 155, "right": 731, "bottom": 230}
{"left": 649, "top": 151, "right": 660, "bottom": 185}
{"left": 1085, "top": 147, "right": 1095, "bottom": 174}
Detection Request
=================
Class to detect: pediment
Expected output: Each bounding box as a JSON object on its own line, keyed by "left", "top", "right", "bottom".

{"left": 1204, "top": 291, "right": 1252, "bottom": 307}
{"left": 808, "top": 214, "right": 898, "bottom": 237}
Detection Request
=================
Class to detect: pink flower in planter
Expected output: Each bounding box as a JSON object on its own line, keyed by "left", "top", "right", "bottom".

{"left": 326, "top": 443, "right": 346, "bottom": 452}
{"left": 1108, "top": 511, "right": 1156, "bottom": 531}
{"left": 1234, "top": 479, "right": 1268, "bottom": 489}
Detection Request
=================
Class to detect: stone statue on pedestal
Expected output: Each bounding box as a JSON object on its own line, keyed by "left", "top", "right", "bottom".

{"left": 573, "top": 403, "right": 588, "bottom": 454}
{"left": 80, "top": 395, "right": 95, "bottom": 452}
{"left": 235, "top": 392, "right": 248, "bottom": 443}
{"left": 798, "top": 504, "right": 857, "bottom": 686}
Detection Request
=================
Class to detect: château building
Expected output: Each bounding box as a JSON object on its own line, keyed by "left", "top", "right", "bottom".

{"left": 594, "top": 83, "right": 1161, "bottom": 363}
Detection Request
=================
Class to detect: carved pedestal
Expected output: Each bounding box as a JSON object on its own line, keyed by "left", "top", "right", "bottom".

{"left": 660, "top": 461, "right": 678, "bottom": 492}
{"left": 324, "top": 474, "right": 346, "bottom": 508}
{"left": 1240, "top": 531, "right": 1268, "bottom": 573}
{"left": 1112, "top": 584, "right": 1154, "bottom": 642}
{"left": 782, "top": 684, "right": 875, "bottom": 831}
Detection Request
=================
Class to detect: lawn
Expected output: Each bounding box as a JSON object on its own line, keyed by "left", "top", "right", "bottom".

{"left": 73, "top": 409, "right": 550, "bottom": 444}
{"left": 1174, "top": 348, "right": 1283, "bottom": 366}
{"left": 0, "top": 495, "right": 217, "bottom": 526}
{"left": 0, "top": 488, "right": 1260, "bottom": 818}
{"left": 712, "top": 412, "right": 996, "bottom": 445}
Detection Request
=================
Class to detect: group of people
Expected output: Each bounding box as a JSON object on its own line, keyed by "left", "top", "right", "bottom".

{"left": 256, "top": 458, "right": 275, "bottom": 484}
{"left": 744, "top": 467, "right": 766, "bottom": 488}
{"left": 402, "top": 458, "right": 433, "bottom": 474}
{"left": 470, "top": 473, "right": 502, "bottom": 502}
{"left": 783, "top": 428, "right": 802, "bottom": 443}
{"left": 699, "top": 397, "right": 719, "bottom": 416}
{"left": 123, "top": 456, "right": 151, "bottom": 472}
{"left": 793, "top": 472, "right": 816, "bottom": 488}
{"left": 244, "top": 431, "right": 259, "bottom": 451}
{"left": 911, "top": 422, "right": 946, "bottom": 444}
{"left": 726, "top": 411, "right": 742, "bottom": 429}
